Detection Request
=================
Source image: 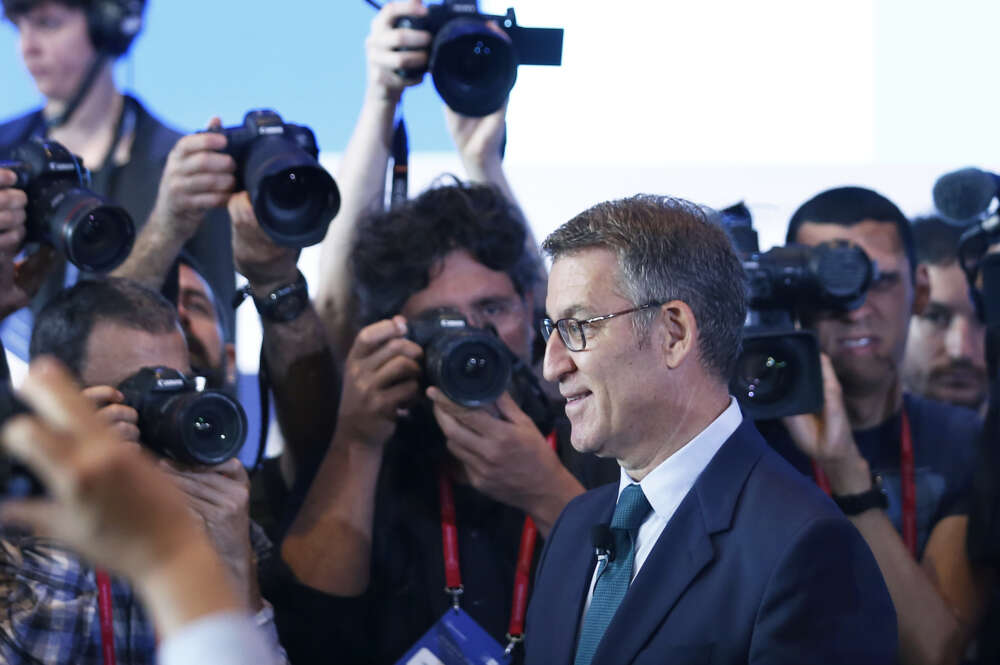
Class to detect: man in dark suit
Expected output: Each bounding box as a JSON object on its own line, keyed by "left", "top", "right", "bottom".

{"left": 525, "top": 194, "right": 898, "bottom": 665}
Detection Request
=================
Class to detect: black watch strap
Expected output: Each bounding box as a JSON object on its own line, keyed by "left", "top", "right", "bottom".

{"left": 832, "top": 474, "right": 889, "bottom": 516}
{"left": 252, "top": 271, "right": 309, "bottom": 323}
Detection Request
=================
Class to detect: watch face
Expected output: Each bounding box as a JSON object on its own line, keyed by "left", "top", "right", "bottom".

{"left": 275, "top": 293, "right": 306, "bottom": 320}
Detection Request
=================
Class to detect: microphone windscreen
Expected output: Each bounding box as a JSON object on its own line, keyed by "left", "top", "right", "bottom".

{"left": 591, "top": 524, "right": 614, "bottom": 560}
{"left": 933, "top": 167, "right": 999, "bottom": 226}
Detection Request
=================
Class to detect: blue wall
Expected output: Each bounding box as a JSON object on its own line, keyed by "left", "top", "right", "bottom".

{"left": 0, "top": 0, "right": 457, "bottom": 152}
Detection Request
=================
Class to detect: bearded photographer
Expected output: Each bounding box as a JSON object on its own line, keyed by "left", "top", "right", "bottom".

{"left": 758, "top": 187, "right": 988, "bottom": 665}
{"left": 0, "top": 277, "right": 286, "bottom": 664}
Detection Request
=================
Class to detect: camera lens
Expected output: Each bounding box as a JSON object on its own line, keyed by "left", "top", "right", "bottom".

{"left": 734, "top": 348, "right": 796, "bottom": 406}
{"left": 175, "top": 392, "right": 247, "bottom": 466}
{"left": 426, "top": 332, "right": 511, "bottom": 407}
{"left": 243, "top": 137, "right": 340, "bottom": 248}
{"left": 430, "top": 18, "right": 517, "bottom": 117}
{"left": 43, "top": 188, "right": 135, "bottom": 273}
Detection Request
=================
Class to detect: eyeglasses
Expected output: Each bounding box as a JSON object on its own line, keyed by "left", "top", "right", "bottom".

{"left": 540, "top": 303, "right": 662, "bottom": 352}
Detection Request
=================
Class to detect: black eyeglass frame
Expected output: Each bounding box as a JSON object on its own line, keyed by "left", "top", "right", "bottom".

{"left": 540, "top": 303, "right": 663, "bottom": 352}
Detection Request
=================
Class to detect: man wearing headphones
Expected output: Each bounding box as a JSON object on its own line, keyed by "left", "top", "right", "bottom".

{"left": 0, "top": 0, "right": 235, "bottom": 357}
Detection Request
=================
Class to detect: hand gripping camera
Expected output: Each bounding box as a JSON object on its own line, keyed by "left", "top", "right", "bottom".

{"left": 215, "top": 110, "right": 340, "bottom": 248}
{"left": 407, "top": 309, "right": 512, "bottom": 407}
{"left": 0, "top": 137, "right": 135, "bottom": 272}
{"left": 723, "top": 204, "right": 876, "bottom": 420}
{"left": 395, "top": 1, "right": 564, "bottom": 117}
{"left": 117, "top": 367, "right": 247, "bottom": 466}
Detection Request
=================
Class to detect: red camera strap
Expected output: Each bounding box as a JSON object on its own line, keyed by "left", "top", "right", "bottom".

{"left": 812, "top": 409, "right": 917, "bottom": 557}
{"left": 437, "top": 431, "right": 558, "bottom": 653}
{"left": 96, "top": 569, "right": 117, "bottom": 665}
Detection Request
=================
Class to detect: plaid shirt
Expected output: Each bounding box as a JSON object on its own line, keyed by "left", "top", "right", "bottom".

{"left": 0, "top": 524, "right": 286, "bottom": 665}
{"left": 0, "top": 527, "right": 157, "bottom": 665}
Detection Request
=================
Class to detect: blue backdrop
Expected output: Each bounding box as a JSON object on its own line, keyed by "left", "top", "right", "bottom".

{"left": 0, "top": 0, "right": 458, "bottom": 152}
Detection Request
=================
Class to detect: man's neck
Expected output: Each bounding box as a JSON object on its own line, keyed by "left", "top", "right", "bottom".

{"left": 45, "top": 64, "right": 123, "bottom": 150}
{"left": 843, "top": 376, "right": 904, "bottom": 430}
{"left": 619, "top": 387, "right": 731, "bottom": 483}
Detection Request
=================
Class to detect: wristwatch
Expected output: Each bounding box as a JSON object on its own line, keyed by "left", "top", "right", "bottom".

{"left": 252, "top": 271, "right": 309, "bottom": 323}
{"left": 832, "top": 474, "right": 889, "bottom": 516}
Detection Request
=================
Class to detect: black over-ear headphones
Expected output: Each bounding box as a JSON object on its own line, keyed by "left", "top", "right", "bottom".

{"left": 87, "top": 0, "right": 144, "bottom": 57}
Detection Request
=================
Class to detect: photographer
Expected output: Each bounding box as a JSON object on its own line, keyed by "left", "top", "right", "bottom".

{"left": 0, "top": 278, "right": 285, "bottom": 664}
{"left": 902, "top": 215, "right": 987, "bottom": 410}
{"left": 761, "top": 186, "right": 988, "bottom": 665}
{"left": 0, "top": 0, "right": 235, "bottom": 351}
{"left": 271, "top": 175, "right": 614, "bottom": 664}
{"left": 0, "top": 358, "right": 282, "bottom": 665}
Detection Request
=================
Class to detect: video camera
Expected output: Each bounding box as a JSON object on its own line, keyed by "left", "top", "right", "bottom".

{"left": 117, "top": 366, "right": 247, "bottom": 466}
{"left": 213, "top": 110, "right": 340, "bottom": 248}
{"left": 722, "top": 203, "right": 875, "bottom": 419}
{"left": 394, "top": 1, "right": 564, "bottom": 117}
{"left": 0, "top": 137, "right": 135, "bottom": 273}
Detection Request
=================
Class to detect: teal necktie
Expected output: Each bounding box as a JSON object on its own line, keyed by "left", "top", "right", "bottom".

{"left": 574, "top": 484, "right": 653, "bottom": 665}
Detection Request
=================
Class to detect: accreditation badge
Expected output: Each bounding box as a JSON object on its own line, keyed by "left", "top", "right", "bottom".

{"left": 396, "top": 607, "right": 509, "bottom": 665}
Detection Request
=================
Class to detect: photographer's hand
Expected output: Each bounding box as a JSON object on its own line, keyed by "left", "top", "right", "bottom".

{"left": 428, "top": 388, "right": 583, "bottom": 537}
{"left": 0, "top": 169, "right": 27, "bottom": 256}
{"left": 159, "top": 458, "right": 260, "bottom": 612}
{"left": 366, "top": 0, "right": 430, "bottom": 104}
{"left": 113, "top": 119, "right": 234, "bottom": 289}
{"left": 0, "top": 358, "right": 241, "bottom": 640}
{"left": 0, "top": 169, "right": 36, "bottom": 319}
{"left": 229, "top": 191, "right": 299, "bottom": 293}
{"left": 782, "top": 353, "right": 871, "bottom": 494}
{"left": 82, "top": 385, "right": 140, "bottom": 445}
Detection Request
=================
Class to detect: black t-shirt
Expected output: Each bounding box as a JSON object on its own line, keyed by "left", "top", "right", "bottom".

{"left": 757, "top": 393, "right": 979, "bottom": 557}
{"left": 264, "top": 411, "right": 618, "bottom": 665}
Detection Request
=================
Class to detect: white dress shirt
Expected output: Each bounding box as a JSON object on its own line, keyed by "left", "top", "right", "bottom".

{"left": 159, "top": 612, "right": 283, "bottom": 665}
{"left": 582, "top": 396, "right": 743, "bottom": 613}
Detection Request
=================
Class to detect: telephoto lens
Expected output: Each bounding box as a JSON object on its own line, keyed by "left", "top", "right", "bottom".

{"left": 117, "top": 367, "right": 247, "bottom": 466}
{"left": 0, "top": 138, "right": 135, "bottom": 272}
{"left": 218, "top": 110, "right": 340, "bottom": 248}
{"left": 407, "top": 309, "right": 512, "bottom": 407}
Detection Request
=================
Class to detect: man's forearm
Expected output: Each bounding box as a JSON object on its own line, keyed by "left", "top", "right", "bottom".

{"left": 315, "top": 95, "right": 398, "bottom": 359}
{"left": 850, "top": 510, "right": 964, "bottom": 665}
{"left": 280, "top": 434, "right": 384, "bottom": 596}
{"left": 112, "top": 210, "right": 191, "bottom": 289}
{"left": 524, "top": 466, "right": 584, "bottom": 538}
{"left": 259, "top": 302, "right": 338, "bottom": 484}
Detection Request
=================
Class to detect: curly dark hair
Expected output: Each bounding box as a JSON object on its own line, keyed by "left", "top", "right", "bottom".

{"left": 351, "top": 179, "right": 541, "bottom": 326}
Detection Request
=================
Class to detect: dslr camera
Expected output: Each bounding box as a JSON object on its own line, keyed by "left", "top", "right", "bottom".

{"left": 723, "top": 204, "right": 875, "bottom": 420}
{"left": 395, "top": 1, "right": 563, "bottom": 117}
{"left": 214, "top": 110, "right": 340, "bottom": 248}
{"left": 407, "top": 309, "right": 512, "bottom": 407}
{"left": 118, "top": 366, "right": 247, "bottom": 466}
{"left": 0, "top": 137, "right": 135, "bottom": 272}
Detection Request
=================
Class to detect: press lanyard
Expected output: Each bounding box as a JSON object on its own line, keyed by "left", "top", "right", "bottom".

{"left": 437, "top": 431, "right": 558, "bottom": 657}
{"left": 96, "top": 569, "right": 117, "bottom": 665}
{"left": 812, "top": 409, "right": 917, "bottom": 557}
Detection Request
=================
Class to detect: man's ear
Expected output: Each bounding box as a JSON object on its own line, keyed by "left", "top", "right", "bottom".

{"left": 659, "top": 300, "right": 697, "bottom": 369}
{"left": 912, "top": 263, "right": 930, "bottom": 316}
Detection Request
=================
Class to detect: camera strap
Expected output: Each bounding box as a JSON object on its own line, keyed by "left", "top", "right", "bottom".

{"left": 437, "top": 430, "right": 558, "bottom": 657}
{"left": 96, "top": 569, "right": 118, "bottom": 665}
{"left": 812, "top": 410, "right": 917, "bottom": 557}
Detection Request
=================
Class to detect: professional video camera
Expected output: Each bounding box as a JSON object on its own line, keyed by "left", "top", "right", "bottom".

{"left": 214, "top": 110, "right": 340, "bottom": 248}
{"left": 394, "top": 1, "right": 564, "bottom": 117}
{"left": 407, "top": 308, "right": 512, "bottom": 407}
{"left": 0, "top": 137, "right": 135, "bottom": 272}
{"left": 117, "top": 366, "right": 247, "bottom": 466}
{"left": 722, "top": 203, "right": 875, "bottom": 420}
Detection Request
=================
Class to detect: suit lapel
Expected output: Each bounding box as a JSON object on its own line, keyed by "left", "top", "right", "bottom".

{"left": 549, "top": 488, "right": 617, "bottom": 665}
{"left": 591, "top": 421, "right": 765, "bottom": 664}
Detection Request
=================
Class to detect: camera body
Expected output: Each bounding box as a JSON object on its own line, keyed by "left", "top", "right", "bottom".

{"left": 723, "top": 204, "right": 875, "bottom": 419}
{"left": 0, "top": 138, "right": 135, "bottom": 272}
{"left": 215, "top": 110, "right": 340, "bottom": 248}
{"left": 117, "top": 366, "right": 247, "bottom": 466}
{"left": 407, "top": 309, "right": 512, "bottom": 407}
{"left": 395, "top": 1, "right": 563, "bottom": 117}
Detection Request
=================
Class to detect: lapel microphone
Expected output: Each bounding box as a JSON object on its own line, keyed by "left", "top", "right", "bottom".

{"left": 591, "top": 525, "right": 615, "bottom": 563}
